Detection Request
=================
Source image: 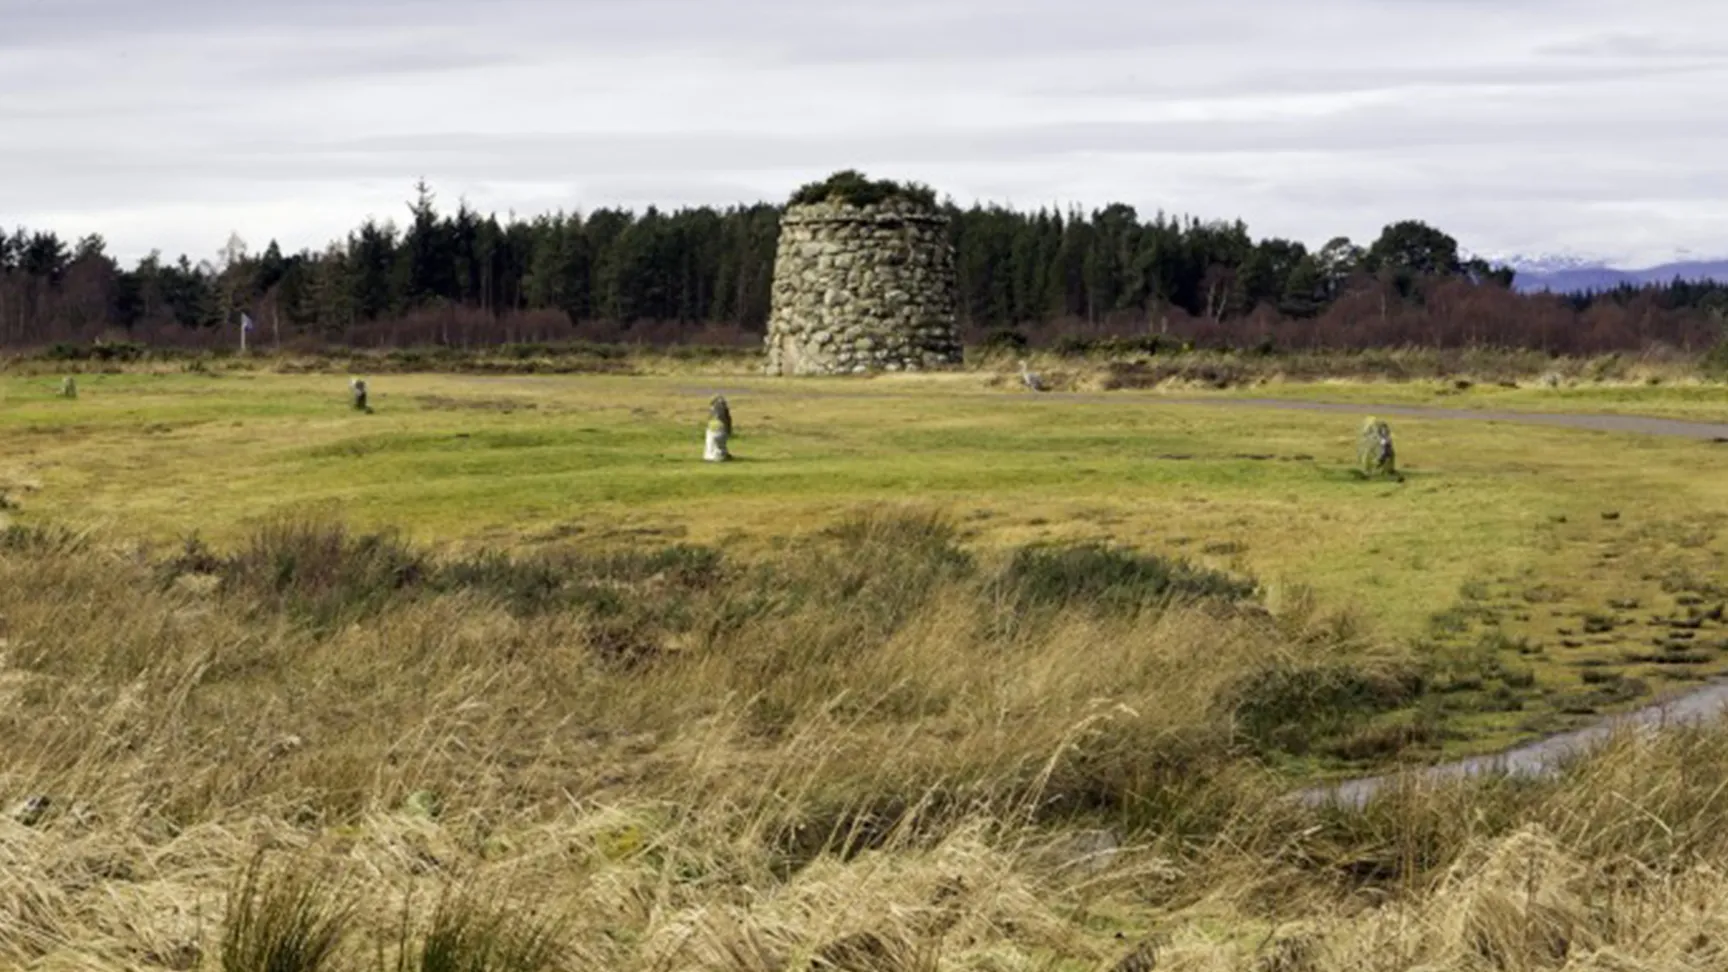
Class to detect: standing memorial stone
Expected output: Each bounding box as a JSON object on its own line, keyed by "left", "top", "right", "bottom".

{"left": 350, "top": 378, "right": 371, "bottom": 412}
{"left": 1357, "top": 417, "right": 1396, "bottom": 478}
{"left": 704, "top": 396, "right": 732, "bottom": 462}
{"left": 60, "top": 377, "right": 77, "bottom": 399}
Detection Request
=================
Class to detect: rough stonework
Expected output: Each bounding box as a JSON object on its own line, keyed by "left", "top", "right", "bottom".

{"left": 350, "top": 378, "right": 370, "bottom": 412}
{"left": 60, "top": 377, "right": 77, "bottom": 399}
{"left": 1358, "top": 417, "right": 1396, "bottom": 478}
{"left": 764, "top": 197, "right": 962, "bottom": 376}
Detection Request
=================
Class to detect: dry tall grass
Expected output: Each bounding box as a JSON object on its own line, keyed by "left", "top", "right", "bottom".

{"left": 973, "top": 344, "right": 1720, "bottom": 394}
{"left": 4, "top": 511, "right": 1728, "bottom": 971}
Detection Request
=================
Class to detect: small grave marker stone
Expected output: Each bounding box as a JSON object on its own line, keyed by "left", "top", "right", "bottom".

{"left": 1357, "top": 417, "right": 1397, "bottom": 478}
{"left": 704, "top": 396, "right": 732, "bottom": 462}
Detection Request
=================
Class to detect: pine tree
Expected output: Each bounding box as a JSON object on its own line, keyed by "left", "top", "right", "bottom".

{"left": 399, "top": 180, "right": 454, "bottom": 308}
{"left": 1279, "top": 255, "right": 1325, "bottom": 318}
{"left": 348, "top": 220, "right": 396, "bottom": 321}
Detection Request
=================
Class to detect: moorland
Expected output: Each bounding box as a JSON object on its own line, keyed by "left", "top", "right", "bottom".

{"left": 3, "top": 347, "right": 1728, "bottom": 971}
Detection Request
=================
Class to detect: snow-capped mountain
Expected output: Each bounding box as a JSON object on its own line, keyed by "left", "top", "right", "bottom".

{"left": 1499, "top": 254, "right": 1608, "bottom": 276}
{"left": 1470, "top": 250, "right": 1728, "bottom": 294}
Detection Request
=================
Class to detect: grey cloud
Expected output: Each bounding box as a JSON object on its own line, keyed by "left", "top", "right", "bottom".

{"left": 1, "top": 0, "right": 1254, "bottom": 63}
{"left": 1030, "top": 60, "right": 1724, "bottom": 101}
{"left": 0, "top": 0, "right": 460, "bottom": 46}
{"left": 1536, "top": 31, "right": 1728, "bottom": 60}
{"left": 221, "top": 42, "right": 519, "bottom": 84}
{"left": 16, "top": 100, "right": 1717, "bottom": 185}
{"left": 5, "top": 0, "right": 1728, "bottom": 265}
{"left": 11, "top": 110, "right": 1724, "bottom": 233}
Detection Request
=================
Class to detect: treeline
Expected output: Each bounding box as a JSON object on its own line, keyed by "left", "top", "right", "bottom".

{"left": 2, "top": 176, "right": 1725, "bottom": 355}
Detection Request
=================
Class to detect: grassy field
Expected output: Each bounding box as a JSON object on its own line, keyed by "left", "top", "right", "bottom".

{"left": 5, "top": 367, "right": 1728, "bottom": 971}
{"left": 5, "top": 371, "right": 1728, "bottom": 752}
{"left": 1193, "top": 378, "right": 1728, "bottom": 422}
{"left": 4, "top": 369, "right": 1726, "bottom": 624}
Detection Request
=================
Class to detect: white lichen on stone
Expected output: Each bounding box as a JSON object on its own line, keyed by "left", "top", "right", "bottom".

{"left": 704, "top": 421, "right": 731, "bottom": 462}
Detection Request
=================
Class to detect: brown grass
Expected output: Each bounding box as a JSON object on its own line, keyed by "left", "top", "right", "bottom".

{"left": 5, "top": 511, "right": 1728, "bottom": 970}
{"left": 8, "top": 339, "right": 1727, "bottom": 392}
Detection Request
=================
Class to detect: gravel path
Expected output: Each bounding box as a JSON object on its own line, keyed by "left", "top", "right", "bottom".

{"left": 1296, "top": 682, "right": 1728, "bottom": 809}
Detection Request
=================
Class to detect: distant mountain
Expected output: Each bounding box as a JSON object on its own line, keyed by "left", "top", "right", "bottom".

{"left": 1493, "top": 252, "right": 1606, "bottom": 276}
{"left": 1486, "top": 253, "right": 1728, "bottom": 295}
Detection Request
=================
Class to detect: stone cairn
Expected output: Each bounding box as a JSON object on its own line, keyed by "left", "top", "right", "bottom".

{"left": 763, "top": 176, "right": 962, "bottom": 376}
{"left": 1357, "top": 417, "right": 1397, "bottom": 478}
{"left": 59, "top": 377, "right": 77, "bottom": 399}
{"left": 350, "top": 378, "right": 372, "bottom": 413}
{"left": 704, "top": 396, "right": 732, "bottom": 462}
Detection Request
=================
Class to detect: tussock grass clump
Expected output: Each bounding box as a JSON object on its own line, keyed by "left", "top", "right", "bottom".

{"left": 989, "top": 541, "right": 1256, "bottom": 617}
{"left": 796, "top": 506, "right": 977, "bottom": 633}
{"left": 0, "top": 521, "right": 89, "bottom": 554}
{"left": 224, "top": 518, "right": 430, "bottom": 628}
{"left": 222, "top": 851, "right": 354, "bottom": 972}
{"left": 388, "top": 884, "right": 564, "bottom": 972}
{"left": 162, "top": 517, "right": 728, "bottom": 629}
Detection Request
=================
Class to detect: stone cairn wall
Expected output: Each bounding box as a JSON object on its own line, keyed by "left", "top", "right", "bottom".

{"left": 764, "top": 200, "right": 962, "bottom": 375}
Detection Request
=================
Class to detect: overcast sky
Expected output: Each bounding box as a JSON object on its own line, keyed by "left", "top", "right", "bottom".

{"left": 3, "top": 0, "right": 1726, "bottom": 268}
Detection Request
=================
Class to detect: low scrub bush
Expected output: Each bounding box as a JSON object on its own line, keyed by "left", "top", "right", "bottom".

{"left": 223, "top": 517, "right": 431, "bottom": 628}
{"left": 988, "top": 541, "right": 1256, "bottom": 617}
{"left": 788, "top": 169, "right": 938, "bottom": 209}
{"left": 978, "top": 328, "right": 1029, "bottom": 354}
{"left": 44, "top": 339, "right": 149, "bottom": 363}
{"left": 1223, "top": 659, "right": 1426, "bottom": 756}
{"left": 1703, "top": 336, "right": 1728, "bottom": 379}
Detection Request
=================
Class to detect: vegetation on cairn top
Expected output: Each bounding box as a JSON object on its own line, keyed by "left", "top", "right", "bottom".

{"left": 788, "top": 169, "right": 940, "bottom": 209}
